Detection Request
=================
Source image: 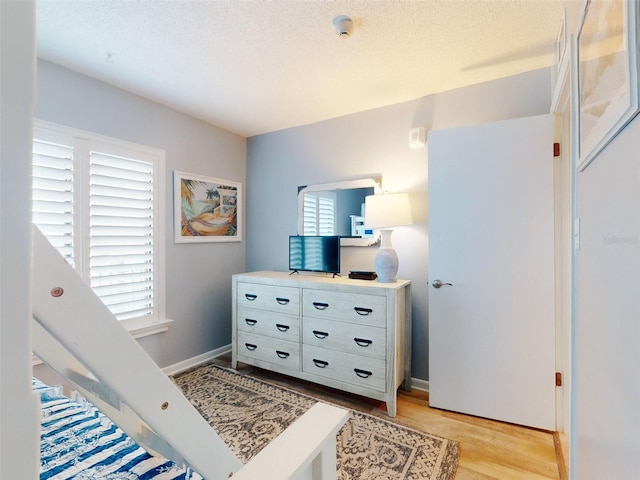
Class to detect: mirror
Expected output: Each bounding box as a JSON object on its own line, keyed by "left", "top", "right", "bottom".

{"left": 297, "top": 177, "right": 382, "bottom": 246}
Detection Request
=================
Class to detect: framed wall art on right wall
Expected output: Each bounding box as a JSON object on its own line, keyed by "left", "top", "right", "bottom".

{"left": 577, "top": 0, "right": 640, "bottom": 171}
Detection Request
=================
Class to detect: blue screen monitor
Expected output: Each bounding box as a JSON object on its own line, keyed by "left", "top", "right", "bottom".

{"left": 288, "top": 236, "right": 340, "bottom": 274}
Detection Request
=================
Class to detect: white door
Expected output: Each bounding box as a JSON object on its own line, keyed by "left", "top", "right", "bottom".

{"left": 428, "top": 114, "right": 556, "bottom": 430}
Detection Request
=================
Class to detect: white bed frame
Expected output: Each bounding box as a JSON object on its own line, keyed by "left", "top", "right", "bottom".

{"left": 31, "top": 226, "right": 348, "bottom": 479}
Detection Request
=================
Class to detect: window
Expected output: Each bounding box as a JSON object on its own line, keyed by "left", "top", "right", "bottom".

{"left": 32, "top": 121, "right": 167, "bottom": 335}
{"left": 302, "top": 191, "right": 336, "bottom": 236}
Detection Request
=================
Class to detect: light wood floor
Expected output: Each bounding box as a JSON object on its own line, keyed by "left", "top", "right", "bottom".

{"left": 214, "top": 355, "right": 564, "bottom": 479}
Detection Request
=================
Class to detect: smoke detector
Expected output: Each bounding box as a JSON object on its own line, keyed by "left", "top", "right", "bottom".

{"left": 332, "top": 15, "right": 353, "bottom": 37}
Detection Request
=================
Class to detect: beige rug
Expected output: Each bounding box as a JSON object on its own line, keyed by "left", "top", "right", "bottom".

{"left": 173, "top": 363, "right": 459, "bottom": 479}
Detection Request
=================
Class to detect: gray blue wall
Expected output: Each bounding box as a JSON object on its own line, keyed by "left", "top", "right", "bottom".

{"left": 246, "top": 68, "right": 552, "bottom": 381}
{"left": 35, "top": 60, "right": 247, "bottom": 368}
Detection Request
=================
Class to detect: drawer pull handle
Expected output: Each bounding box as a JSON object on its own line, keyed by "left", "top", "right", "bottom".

{"left": 354, "top": 338, "right": 372, "bottom": 347}
{"left": 276, "top": 323, "right": 290, "bottom": 332}
{"left": 244, "top": 318, "right": 258, "bottom": 326}
{"left": 244, "top": 343, "right": 257, "bottom": 351}
{"left": 276, "top": 350, "right": 290, "bottom": 359}
{"left": 354, "top": 368, "right": 373, "bottom": 378}
{"left": 275, "top": 297, "right": 290, "bottom": 305}
{"left": 312, "top": 330, "right": 329, "bottom": 339}
{"left": 313, "top": 302, "right": 329, "bottom": 310}
{"left": 245, "top": 294, "right": 257, "bottom": 301}
{"left": 354, "top": 307, "right": 373, "bottom": 316}
{"left": 313, "top": 359, "right": 329, "bottom": 368}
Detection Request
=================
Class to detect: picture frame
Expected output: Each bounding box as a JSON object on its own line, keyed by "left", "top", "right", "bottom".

{"left": 174, "top": 171, "right": 242, "bottom": 243}
{"left": 577, "top": 0, "right": 640, "bottom": 171}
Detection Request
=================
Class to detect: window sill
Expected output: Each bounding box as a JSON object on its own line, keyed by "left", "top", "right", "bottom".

{"left": 32, "top": 318, "right": 173, "bottom": 366}
{"left": 124, "top": 317, "right": 174, "bottom": 339}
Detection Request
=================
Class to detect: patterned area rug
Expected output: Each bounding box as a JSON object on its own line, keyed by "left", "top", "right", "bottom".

{"left": 172, "top": 363, "right": 459, "bottom": 479}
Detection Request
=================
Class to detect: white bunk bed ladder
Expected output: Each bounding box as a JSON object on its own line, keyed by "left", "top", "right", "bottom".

{"left": 31, "top": 226, "right": 348, "bottom": 479}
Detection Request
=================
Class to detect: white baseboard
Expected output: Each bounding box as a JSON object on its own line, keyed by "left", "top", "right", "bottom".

{"left": 162, "top": 344, "right": 231, "bottom": 376}
{"left": 410, "top": 377, "right": 429, "bottom": 393}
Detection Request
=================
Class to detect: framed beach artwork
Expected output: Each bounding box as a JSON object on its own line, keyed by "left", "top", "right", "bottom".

{"left": 577, "top": 0, "right": 639, "bottom": 171}
{"left": 174, "top": 171, "right": 242, "bottom": 243}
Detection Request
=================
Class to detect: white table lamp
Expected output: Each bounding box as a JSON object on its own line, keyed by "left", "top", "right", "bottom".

{"left": 364, "top": 193, "right": 413, "bottom": 282}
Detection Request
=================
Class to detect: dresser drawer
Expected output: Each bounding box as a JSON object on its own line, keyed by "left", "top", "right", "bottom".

{"left": 237, "top": 282, "right": 300, "bottom": 315}
{"left": 233, "top": 272, "right": 411, "bottom": 418}
{"left": 237, "top": 332, "right": 300, "bottom": 370}
{"left": 302, "top": 289, "right": 386, "bottom": 327}
{"left": 237, "top": 307, "right": 299, "bottom": 341}
{"left": 303, "top": 317, "right": 386, "bottom": 359}
{"left": 303, "top": 345, "right": 386, "bottom": 392}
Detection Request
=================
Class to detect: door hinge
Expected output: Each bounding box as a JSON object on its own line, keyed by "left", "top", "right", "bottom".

{"left": 553, "top": 142, "right": 560, "bottom": 157}
{"left": 555, "top": 372, "right": 563, "bottom": 387}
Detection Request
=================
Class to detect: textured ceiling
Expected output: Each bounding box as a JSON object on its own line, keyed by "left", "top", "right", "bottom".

{"left": 36, "top": 0, "right": 566, "bottom": 137}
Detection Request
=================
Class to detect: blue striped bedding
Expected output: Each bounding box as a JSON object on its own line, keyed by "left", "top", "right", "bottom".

{"left": 34, "top": 378, "right": 203, "bottom": 480}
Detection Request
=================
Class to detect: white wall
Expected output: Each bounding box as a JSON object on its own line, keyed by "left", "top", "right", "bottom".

{"left": 0, "top": 1, "right": 41, "bottom": 478}
{"left": 573, "top": 117, "right": 640, "bottom": 478}
{"left": 246, "top": 68, "right": 552, "bottom": 380}
{"left": 35, "top": 61, "right": 247, "bottom": 368}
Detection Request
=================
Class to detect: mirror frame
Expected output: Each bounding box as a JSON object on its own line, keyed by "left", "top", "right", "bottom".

{"left": 297, "top": 176, "right": 382, "bottom": 246}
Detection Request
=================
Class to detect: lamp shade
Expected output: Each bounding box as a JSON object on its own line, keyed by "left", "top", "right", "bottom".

{"left": 364, "top": 193, "right": 412, "bottom": 229}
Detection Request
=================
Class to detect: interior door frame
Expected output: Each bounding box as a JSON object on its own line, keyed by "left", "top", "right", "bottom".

{"left": 550, "top": 34, "right": 577, "bottom": 436}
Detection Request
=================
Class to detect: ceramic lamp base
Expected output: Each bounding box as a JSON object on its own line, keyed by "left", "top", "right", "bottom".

{"left": 375, "top": 229, "right": 398, "bottom": 283}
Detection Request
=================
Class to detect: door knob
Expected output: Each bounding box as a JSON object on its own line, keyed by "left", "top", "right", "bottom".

{"left": 432, "top": 279, "right": 453, "bottom": 288}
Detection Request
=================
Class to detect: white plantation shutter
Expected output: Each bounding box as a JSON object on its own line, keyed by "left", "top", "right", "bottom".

{"left": 303, "top": 193, "right": 318, "bottom": 235}
{"left": 302, "top": 192, "right": 336, "bottom": 236}
{"left": 317, "top": 195, "right": 335, "bottom": 235}
{"left": 89, "top": 152, "right": 155, "bottom": 320}
{"left": 32, "top": 139, "right": 75, "bottom": 265}
{"left": 32, "top": 121, "right": 165, "bottom": 327}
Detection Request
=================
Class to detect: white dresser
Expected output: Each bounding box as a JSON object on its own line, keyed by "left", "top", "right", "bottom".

{"left": 231, "top": 271, "right": 411, "bottom": 417}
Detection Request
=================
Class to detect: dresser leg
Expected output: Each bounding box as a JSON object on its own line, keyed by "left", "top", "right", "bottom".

{"left": 387, "top": 397, "right": 397, "bottom": 418}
